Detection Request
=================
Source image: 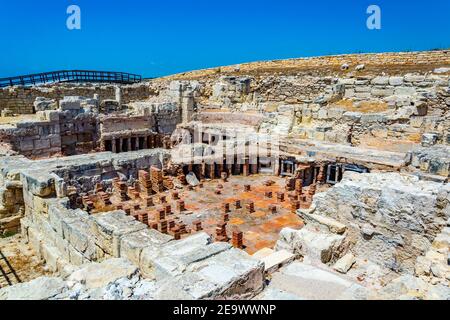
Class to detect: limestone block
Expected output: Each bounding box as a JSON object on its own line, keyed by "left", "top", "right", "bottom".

{"left": 360, "top": 113, "right": 386, "bottom": 124}
{"left": 404, "top": 74, "right": 426, "bottom": 82}
{"left": 276, "top": 227, "right": 345, "bottom": 263}
{"left": 34, "top": 97, "right": 57, "bottom": 112}
{"left": 327, "top": 108, "right": 345, "bottom": 120}
{"left": 344, "top": 88, "right": 355, "bottom": 98}
{"left": 354, "top": 86, "right": 371, "bottom": 93}
{"left": 312, "top": 172, "right": 448, "bottom": 270}
{"left": 19, "top": 139, "right": 35, "bottom": 151}
{"left": 153, "top": 242, "right": 232, "bottom": 280}
{"left": 421, "top": 133, "right": 439, "bottom": 147}
{"left": 154, "top": 248, "right": 264, "bottom": 299}
{"left": 252, "top": 248, "right": 274, "bottom": 259}
{"left": 28, "top": 226, "right": 43, "bottom": 260}
{"left": 54, "top": 237, "right": 70, "bottom": 261}
{"left": 433, "top": 67, "right": 450, "bottom": 74}
{"left": 395, "top": 87, "right": 416, "bottom": 95}
{"left": 265, "top": 262, "right": 371, "bottom": 300}
{"left": 48, "top": 204, "right": 87, "bottom": 237}
{"left": 343, "top": 111, "right": 362, "bottom": 122}
{"left": 0, "top": 277, "right": 67, "bottom": 300}
{"left": 59, "top": 96, "right": 84, "bottom": 111}
{"left": 371, "top": 88, "right": 394, "bottom": 97}
{"left": 34, "top": 139, "right": 51, "bottom": 150}
{"left": 371, "top": 76, "right": 389, "bottom": 85}
{"left": 333, "top": 252, "right": 356, "bottom": 273}
{"left": 33, "top": 213, "right": 58, "bottom": 244}
{"left": 389, "top": 77, "right": 404, "bottom": 86}
{"left": 41, "top": 243, "right": 61, "bottom": 272}
{"left": 32, "top": 195, "right": 50, "bottom": 215}
{"left": 140, "top": 232, "right": 212, "bottom": 279}
{"left": 91, "top": 210, "right": 147, "bottom": 257}
{"left": 120, "top": 228, "right": 172, "bottom": 266}
{"left": 68, "top": 244, "right": 86, "bottom": 266}
{"left": 44, "top": 110, "right": 61, "bottom": 122}
{"left": 62, "top": 217, "right": 97, "bottom": 261}
{"left": 338, "top": 78, "right": 356, "bottom": 85}
{"left": 68, "top": 258, "right": 138, "bottom": 290}
{"left": 21, "top": 171, "right": 55, "bottom": 197}
{"left": 259, "top": 250, "right": 295, "bottom": 274}
{"left": 297, "top": 208, "right": 347, "bottom": 234}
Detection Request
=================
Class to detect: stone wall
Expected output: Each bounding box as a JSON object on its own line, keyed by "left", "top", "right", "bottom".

{"left": 0, "top": 94, "right": 181, "bottom": 158}
{"left": 0, "top": 149, "right": 170, "bottom": 251}
{"left": 155, "top": 71, "right": 450, "bottom": 154}
{"left": 0, "top": 83, "right": 153, "bottom": 115}
{"left": 0, "top": 150, "right": 265, "bottom": 300}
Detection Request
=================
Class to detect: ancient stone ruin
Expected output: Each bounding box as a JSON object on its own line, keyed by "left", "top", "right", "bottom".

{"left": 0, "top": 50, "right": 449, "bottom": 300}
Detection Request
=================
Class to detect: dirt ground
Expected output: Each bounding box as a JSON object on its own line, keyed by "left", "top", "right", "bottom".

{"left": 0, "top": 234, "right": 51, "bottom": 289}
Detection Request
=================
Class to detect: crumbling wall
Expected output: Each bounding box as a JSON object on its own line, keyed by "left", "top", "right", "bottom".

{"left": 0, "top": 83, "right": 153, "bottom": 115}
{"left": 0, "top": 150, "right": 265, "bottom": 300}
{"left": 305, "top": 171, "right": 450, "bottom": 274}
{"left": 169, "top": 71, "right": 449, "bottom": 154}
{"left": 0, "top": 150, "right": 170, "bottom": 268}
{"left": 0, "top": 178, "right": 24, "bottom": 236}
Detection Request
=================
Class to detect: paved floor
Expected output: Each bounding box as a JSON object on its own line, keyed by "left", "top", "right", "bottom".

{"left": 89, "top": 174, "right": 306, "bottom": 255}
{"left": 179, "top": 175, "right": 305, "bottom": 254}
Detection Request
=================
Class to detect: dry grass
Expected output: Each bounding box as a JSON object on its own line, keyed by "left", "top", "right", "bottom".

{"left": 0, "top": 115, "right": 36, "bottom": 125}
{"left": 333, "top": 99, "right": 389, "bottom": 113}
{"left": 158, "top": 49, "right": 450, "bottom": 82}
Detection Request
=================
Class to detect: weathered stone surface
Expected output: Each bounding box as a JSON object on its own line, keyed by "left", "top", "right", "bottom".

{"left": 0, "top": 276, "right": 67, "bottom": 300}
{"left": 68, "top": 258, "right": 138, "bottom": 289}
{"left": 276, "top": 227, "right": 345, "bottom": 263}
{"left": 333, "top": 252, "right": 356, "bottom": 274}
{"left": 258, "top": 249, "right": 295, "bottom": 274}
{"left": 34, "top": 97, "right": 57, "bottom": 112}
{"left": 261, "top": 262, "right": 372, "bottom": 300}
{"left": 120, "top": 228, "right": 172, "bottom": 266}
{"left": 140, "top": 232, "right": 212, "bottom": 279}
{"left": 154, "top": 248, "right": 264, "bottom": 299}
{"left": 378, "top": 275, "right": 450, "bottom": 300}
{"left": 297, "top": 208, "right": 346, "bottom": 234}
{"left": 256, "top": 288, "right": 304, "bottom": 300}
{"left": 310, "top": 171, "right": 450, "bottom": 273}
{"left": 185, "top": 172, "right": 200, "bottom": 186}
{"left": 91, "top": 210, "right": 147, "bottom": 257}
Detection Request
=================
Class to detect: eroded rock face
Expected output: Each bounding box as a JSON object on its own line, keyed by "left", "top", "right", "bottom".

{"left": 33, "top": 97, "right": 57, "bottom": 112}
{"left": 67, "top": 258, "right": 139, "bottom": 290}
{"left": 257, "top": 262, "right": 373, "bottom": 300}
{"left": 0, "top": 276, "right": 67, "bottom": 300}
{"left": 0, "top": 248, "right": 264, "bottom": 301}
{"left": 378, "top": 275, "right": 450, "bottom": 300}
{"left": 310, "top": 171, "right": 450, "bottom": 273}
{"left": 276, "top": 227, "right": 346, "bottom": 264}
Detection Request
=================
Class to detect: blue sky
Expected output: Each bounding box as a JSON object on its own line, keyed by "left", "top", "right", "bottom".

{"left": 0, "top": 0, "right": 449, "bottom": 78}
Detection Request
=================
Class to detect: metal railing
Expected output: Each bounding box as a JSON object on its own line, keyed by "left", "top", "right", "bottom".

{"left": 0, "top": 70, "right": 142, "bottom": 88}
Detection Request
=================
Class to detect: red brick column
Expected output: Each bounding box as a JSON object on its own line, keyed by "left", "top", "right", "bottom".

{"left": 232, "top": 229, "right": 244, "bottom": 249}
